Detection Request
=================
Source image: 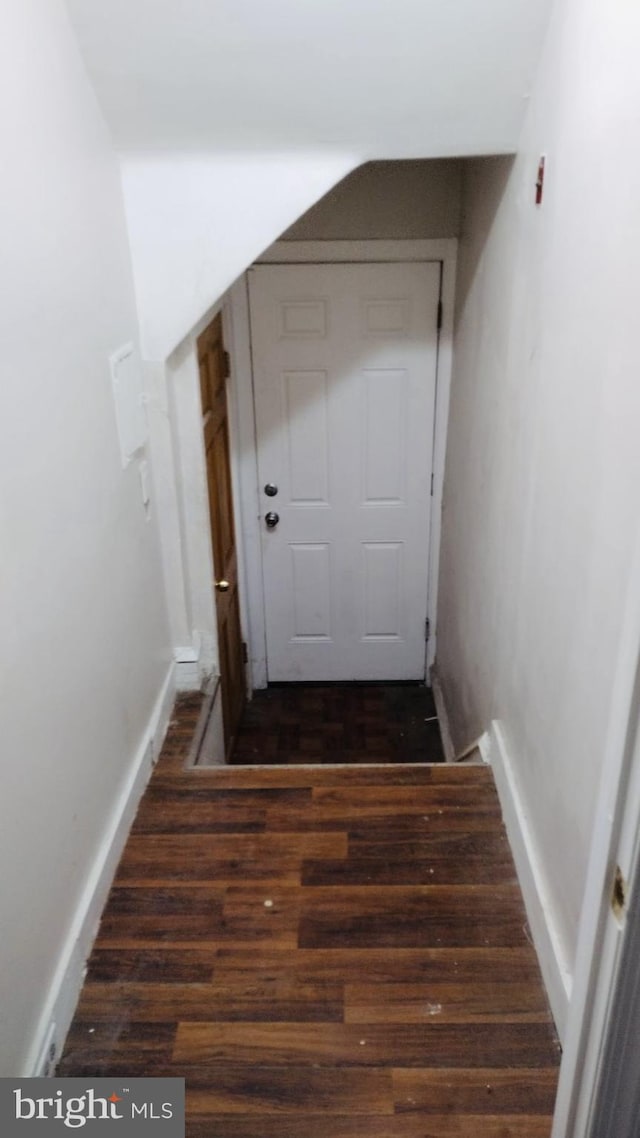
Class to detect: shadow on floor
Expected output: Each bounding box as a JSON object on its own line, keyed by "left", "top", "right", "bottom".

{"left": 231, "top": 682, "right": 444, "bottom": 765}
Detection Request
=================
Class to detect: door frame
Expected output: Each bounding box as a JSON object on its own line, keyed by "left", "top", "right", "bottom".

{"left": 197, "top": 311, "right": 247, "bottom": 756}
{"left": 152, "top": 294, "right": 252, "bottom": 704}
{"left": 550, "top": 522, "right": 640, "bottom": 1137}
{"left": 228, "top": 238, "right": 457, "bottom": 690}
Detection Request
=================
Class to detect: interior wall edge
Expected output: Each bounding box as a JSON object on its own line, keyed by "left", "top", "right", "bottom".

{"left": 429, "top": 666, "right": 456, "bottom": 762}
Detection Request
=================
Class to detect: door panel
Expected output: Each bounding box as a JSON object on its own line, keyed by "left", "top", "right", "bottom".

{"left": 198, "top": 314, "right": 245, "bottom": 755}
{"left": 249, "top": 262, "right": 440, "bottom": 683}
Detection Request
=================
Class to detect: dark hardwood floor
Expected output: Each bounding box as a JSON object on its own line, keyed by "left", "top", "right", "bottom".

{"left": 59, "top": 693, "right": 560, "bottom": 1136}
{"left": 232, "top": 682, "right": 444, "bottom": 764}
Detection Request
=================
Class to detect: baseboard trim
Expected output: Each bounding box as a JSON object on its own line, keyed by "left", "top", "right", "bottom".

{"left": 24, "top": 662, "right": 176, "bottom": 1076}
{"left": 481, "top": 719, "right": 572, "bottom": 1040}
{"left": 430, "top": 668, "right": 456, "bottom": 763}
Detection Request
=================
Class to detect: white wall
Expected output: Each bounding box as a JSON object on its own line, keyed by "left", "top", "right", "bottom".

{"left": 121, "top": 153, "right": 358, "bottom": 360}
{"left": 147, "top": 160, "right": 462, "bottom": 682}
{"left": 437, "top": 0, "right": 640, "bottom": 991}
{"left": 282, "top": 160, "right": 462, "bottom": 240}
{"left": 0, "top": 0, "right": 171, "bottom": 1073}
{"left": 71, "top": 0, "right": 553, "bottom": 365}
{"left": 121, "top": 156, "right": 465, "bottom": 359}
{"left": 66, "top": 0, "right": 553, "bottom": 157}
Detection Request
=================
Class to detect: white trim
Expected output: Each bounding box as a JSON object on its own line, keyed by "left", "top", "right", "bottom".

{"left": 147, "top": 664, "right": 176, "bottom": 766}
{"left": 430, "top": 667, "right": 456, "bottom": 763}
{"left": 481, "top": 720, "right": 572, "bottom": 1040}
{"left": 551, "top": 523, "right": 640, "bottom": 1137}
{"left": 174, "top": 638, "right": 200, "bottom": 664}
{"left": 227, "top": 278, "right": 268, "bottom": 691}
{"left": 233, "top": 239, "right": 457, "bottom": 688}
{"left": 23, "top": 663, "right": 176, "bottom": 1077}
{"left": 258, "top": 238, "right": 458, "bottom": 264}
{"left": 427, "top": 246, "right": 456, "bottom": 672}
{"left": 174, "top": 659, "right": 201, "bottom": 691}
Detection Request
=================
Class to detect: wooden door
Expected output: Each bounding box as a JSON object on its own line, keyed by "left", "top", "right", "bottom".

{"left": 248, "top": 262, "right": 440, "bottom": 682}
{"left": 198, "top": 313, "right": 245, "bottom": 757}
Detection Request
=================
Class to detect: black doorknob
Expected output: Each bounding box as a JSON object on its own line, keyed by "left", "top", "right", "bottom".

{"left": 264, "top": 483, "right": 278, "bottom": 497}
{"left": 265, "top": 511, "right": 279, "bottom": 529}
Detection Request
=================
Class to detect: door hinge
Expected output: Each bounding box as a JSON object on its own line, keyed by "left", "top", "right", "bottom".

{"left": 242, "top": 641, "right": 248, "bottom": 664}
{"left": 425, "top": 618, "right": 430, "bottom": 642}
{"left": 223, "top": 349, "right": 231, "bottom": 379}
{"left": 430, "top": 472, "right": 434, "bottom": 497}
{"left": 437, "top": 299, "right": 443, "bottom": 332}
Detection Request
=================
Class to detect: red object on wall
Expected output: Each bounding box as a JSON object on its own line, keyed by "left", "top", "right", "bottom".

{"left": 535, "top": 155, "right": 546, "bottom": 205}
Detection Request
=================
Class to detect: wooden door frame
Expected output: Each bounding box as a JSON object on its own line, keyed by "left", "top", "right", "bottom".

{"left": 197, "top": 312, "right": 246, "bottom": 756}
{"left": 159, "top": 296, "right": 251, "bottom": 707}
{"left": 227, "top": 238, "right": 457, "bottom": 690}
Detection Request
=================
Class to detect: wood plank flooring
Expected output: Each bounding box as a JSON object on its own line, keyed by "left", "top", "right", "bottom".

{"left": 59, "top": 692, "right": 560, "bottom": 1136}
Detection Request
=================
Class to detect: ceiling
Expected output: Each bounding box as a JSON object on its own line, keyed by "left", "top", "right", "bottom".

{"left": 66, "top": 0, "right": 553, "bottom": 157}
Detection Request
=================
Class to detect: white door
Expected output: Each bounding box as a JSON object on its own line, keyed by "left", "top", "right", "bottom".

{"left": 248, "top": 261, "right": 440, "bottom": 682}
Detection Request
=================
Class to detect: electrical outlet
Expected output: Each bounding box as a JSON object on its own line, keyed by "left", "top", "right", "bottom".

{"left": 35, "top": 1022, "right": 58, "bottom": 1078}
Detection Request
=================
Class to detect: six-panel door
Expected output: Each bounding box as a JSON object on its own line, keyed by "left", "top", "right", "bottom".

{"left": 249, "top": 262, "right": 440, "bottom": 682}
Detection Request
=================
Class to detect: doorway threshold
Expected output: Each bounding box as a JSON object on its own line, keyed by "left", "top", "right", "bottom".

{"left": 230, "top": 682, "right": 446, "bottom": 767}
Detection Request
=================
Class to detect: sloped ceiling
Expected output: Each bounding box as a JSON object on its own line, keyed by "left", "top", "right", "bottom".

{"left": 66, "top": 0, "right": 552, "bottom": 158}
{"left": 64, "top": 0, "right": 553, "bottom": 357}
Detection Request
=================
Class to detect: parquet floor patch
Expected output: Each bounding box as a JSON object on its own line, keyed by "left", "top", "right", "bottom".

{"left": 232, "top": 682, "right": 444, "bottom": 765}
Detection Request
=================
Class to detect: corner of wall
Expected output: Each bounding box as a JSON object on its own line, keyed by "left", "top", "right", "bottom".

{"left": 23, "top": 662, "right": 176, "bottom": 1077}
{"left": 430, "top": 664, "right": 488, "bottom": 763}
{"left": 430, "top": 667, "right": 456, "bottom": 762}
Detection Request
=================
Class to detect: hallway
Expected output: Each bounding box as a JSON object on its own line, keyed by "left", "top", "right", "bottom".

{"left": 59, "top": 694, "right": 559, "bottom": 1135}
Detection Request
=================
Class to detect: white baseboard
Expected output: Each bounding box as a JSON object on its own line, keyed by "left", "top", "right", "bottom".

{"left": 430, "top": 667, "right": 456, "bottom": 763}
{"left": 23, "top": 662, "right": 176, "bottom": 1076}
{"left": 481, "top": 719, "right": 572, "bottom": 1040}
{"left": 149, "top": 662, "right": 177, "bottom": 764}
